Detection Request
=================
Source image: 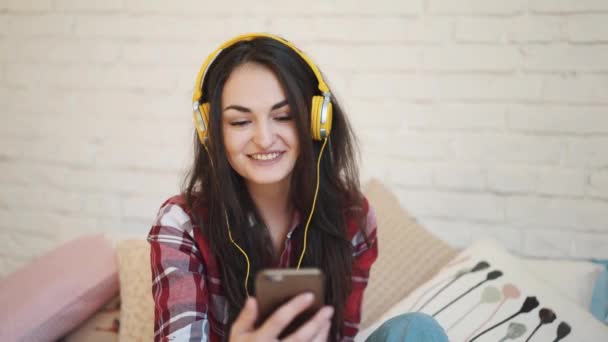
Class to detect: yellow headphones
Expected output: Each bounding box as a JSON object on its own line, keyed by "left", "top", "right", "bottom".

{"left": 192, "top": 33, "right": 332, "bottom": 296}
{"left": 191, "top": 32, "right": 333, "bottom": 144}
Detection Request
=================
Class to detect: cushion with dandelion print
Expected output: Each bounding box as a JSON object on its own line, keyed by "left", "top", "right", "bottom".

{"left": 357, "top": 239, "right": 608, "bottom": 342}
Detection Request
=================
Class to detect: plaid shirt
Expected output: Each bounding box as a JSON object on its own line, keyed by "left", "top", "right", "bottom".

{"left": 148, "top": 195, "right": 378, "bottom": 342}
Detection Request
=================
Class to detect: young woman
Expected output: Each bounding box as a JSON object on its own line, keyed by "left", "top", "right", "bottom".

{"left": 148, "top": 33, "right": 447, "bottom": 342}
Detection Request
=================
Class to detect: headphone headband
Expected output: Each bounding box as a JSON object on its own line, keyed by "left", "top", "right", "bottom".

{"left": 192, "top": 33, "right": 330, "bottom": 105}
{"left": 192, "top": 33, "right": 333, "bottom": 143}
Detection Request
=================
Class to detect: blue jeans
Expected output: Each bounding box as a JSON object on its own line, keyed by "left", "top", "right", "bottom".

{"left": 365, "top": 313, "right": 449, "bottom": 342}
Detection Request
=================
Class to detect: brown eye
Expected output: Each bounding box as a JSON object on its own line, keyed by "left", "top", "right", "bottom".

{"left": 230, "top": 120, "right": 250, "bottom": 126}
{"left": 275, "top": 114, "right": 292, "bottom": 121}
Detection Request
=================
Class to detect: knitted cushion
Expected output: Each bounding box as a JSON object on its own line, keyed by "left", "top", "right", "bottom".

{"left": 116, "top": 239, "right": 154, "bottom": 342}
{"left": 360, "top": 179, "right": 457, "bottom": 328}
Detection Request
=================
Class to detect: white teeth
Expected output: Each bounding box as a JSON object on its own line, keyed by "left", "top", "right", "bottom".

{"left": 250, "top": 152, "right": 281, "bottom": 161}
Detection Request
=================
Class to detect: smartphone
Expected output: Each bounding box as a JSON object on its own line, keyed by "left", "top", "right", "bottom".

{"left": 255, "top": 268, "right": 325, "bottom": 338}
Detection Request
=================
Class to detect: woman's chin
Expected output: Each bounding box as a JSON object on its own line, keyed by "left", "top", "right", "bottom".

{"left": 246, "top": 176, "right": 289, "bottom": 187}
{"left": 242, "top": 161, "right": 295, "bottom": 187}
{"left": 243, "top": 168, "right": 293, "bottom": 188}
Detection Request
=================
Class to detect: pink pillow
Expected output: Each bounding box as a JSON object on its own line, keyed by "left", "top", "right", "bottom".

{"left": 0, "top": 234, "right": 119, "bottom": 341}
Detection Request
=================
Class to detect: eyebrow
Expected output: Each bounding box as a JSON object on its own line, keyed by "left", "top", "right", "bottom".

{"left": 223, "top": 99, "right": 289, "bottom": 113}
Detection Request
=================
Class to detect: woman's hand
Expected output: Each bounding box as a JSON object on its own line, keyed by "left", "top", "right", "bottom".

{"left": 229, "top": 293, "right": 334, "bottom": 341}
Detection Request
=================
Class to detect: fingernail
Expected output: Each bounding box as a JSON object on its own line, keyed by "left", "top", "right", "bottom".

{"left": 302, "top": 292, "right": 314, "bottom": 302}
{"left": 323, "top": 306, "right": 334, "bottom": 318}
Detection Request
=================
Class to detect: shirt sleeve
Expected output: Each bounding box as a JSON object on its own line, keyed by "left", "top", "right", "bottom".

{"left": 148, "top": 200, "right": 211, "bottom": 341}
{"left": 341, "top": 198, "right": 379, "bottom": 340}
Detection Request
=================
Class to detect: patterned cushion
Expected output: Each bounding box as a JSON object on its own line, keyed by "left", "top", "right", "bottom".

{"left": 358, "top": 239, "right": 608, "bottom": 341}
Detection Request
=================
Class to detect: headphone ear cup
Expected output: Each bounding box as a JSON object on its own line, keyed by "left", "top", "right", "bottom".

{"left": 310, "top": 95, "right": 333, "bottom": 140}
{"left": 323, "top": 101, "right": 333, "bottom": 137}
{"left": 193, "top": 102, "right": 211, "bottom": 144}
{"left": 310, "top": 96, "right": 323, "bottom": 140}
{"left": 200, "top": 102, "right": 210, "bottom": 121}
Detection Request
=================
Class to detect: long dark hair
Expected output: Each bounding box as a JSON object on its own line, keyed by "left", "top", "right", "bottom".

{"left": 183, "top": 36, "right": 367, "bottom": 340}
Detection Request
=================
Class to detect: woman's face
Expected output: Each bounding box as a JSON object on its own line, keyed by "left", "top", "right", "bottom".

{"left": 221, "top": 62, "right": 300, "bottom": 188}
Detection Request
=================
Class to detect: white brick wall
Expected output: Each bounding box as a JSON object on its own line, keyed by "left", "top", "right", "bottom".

{"left": 2, "top": 0, "right": 608, "bottom": 277}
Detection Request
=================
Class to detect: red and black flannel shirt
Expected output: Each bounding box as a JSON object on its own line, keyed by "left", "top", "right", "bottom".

{"left": 148, "top": 195, "right": 378, "bottom": 341}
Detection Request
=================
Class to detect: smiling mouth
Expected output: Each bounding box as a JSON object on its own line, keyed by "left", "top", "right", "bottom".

{"left": 248, "top": 151, "right": 285, "bottom": 161}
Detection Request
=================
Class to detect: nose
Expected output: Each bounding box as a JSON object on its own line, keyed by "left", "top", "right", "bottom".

{"left": 252, "top": 120, "right": 274, "bottom": 149}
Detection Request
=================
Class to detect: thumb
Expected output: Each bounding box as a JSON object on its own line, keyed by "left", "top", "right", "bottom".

{"left": 231, "top": 297, "right": 258, "bottom": 336}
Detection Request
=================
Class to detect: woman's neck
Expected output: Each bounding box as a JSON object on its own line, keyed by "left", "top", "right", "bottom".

{"left": 246, "top": 177, "right": 293, "bottom": 253}
{"left": 246, "top": 176, "right": 292, "bottom": 214}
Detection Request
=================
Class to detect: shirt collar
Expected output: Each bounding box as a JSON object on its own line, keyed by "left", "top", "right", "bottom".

{"left": 286, "top": 209, "right": 301, "bottom": 239}
{"left": 247, "top": 209, "right": 302, "bottom": 239}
